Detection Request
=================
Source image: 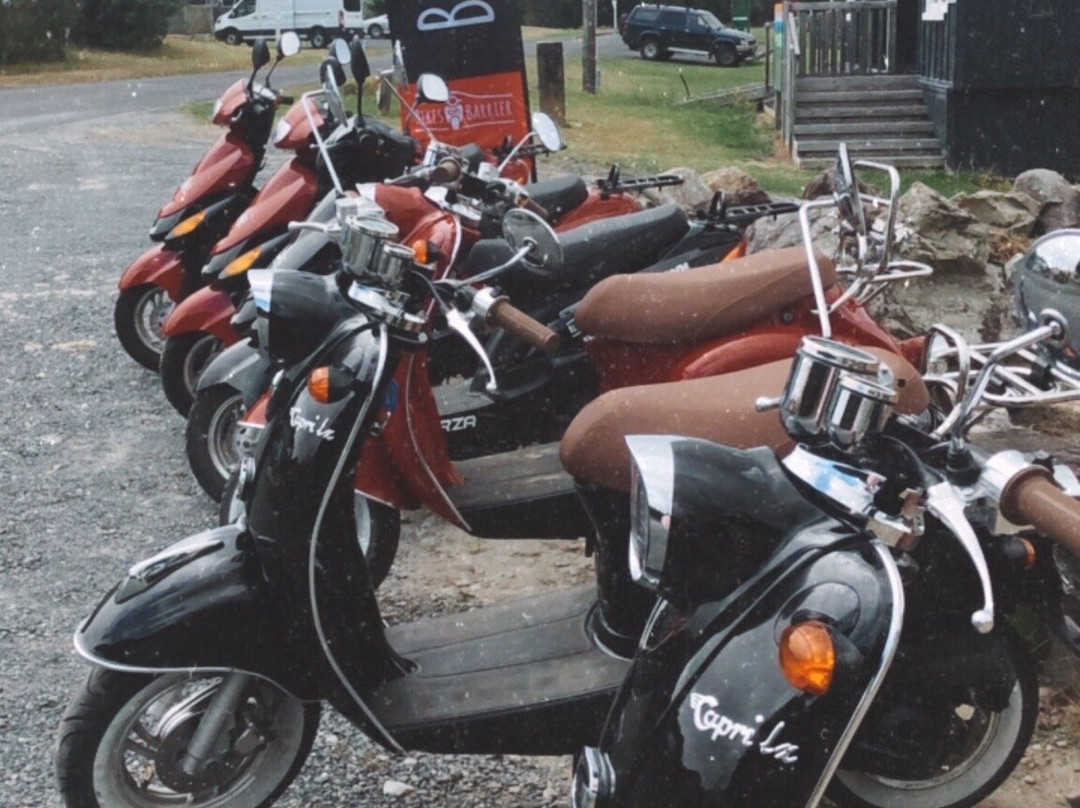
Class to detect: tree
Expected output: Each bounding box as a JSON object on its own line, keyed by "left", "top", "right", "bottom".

{"left": 75, "top": 0, "right": 185, "bottom": 50}
{"left": 0, "top": 0, "right": 76, "bottom": 65}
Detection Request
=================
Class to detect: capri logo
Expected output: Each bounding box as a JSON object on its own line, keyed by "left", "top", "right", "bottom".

{"left": 689, "top": 693, "right": 800, "bottom": 763}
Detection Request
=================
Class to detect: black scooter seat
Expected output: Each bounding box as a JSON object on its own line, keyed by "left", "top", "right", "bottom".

{"left": 371, "top": 585, "right": 628, "bottom": 754}
{"left": 527, "top": 175, "right": 590, "bottom": 221}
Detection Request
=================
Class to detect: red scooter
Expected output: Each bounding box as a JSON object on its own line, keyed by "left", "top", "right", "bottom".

{"left": 114, "top": 33, "right": 303, "bottom": 370}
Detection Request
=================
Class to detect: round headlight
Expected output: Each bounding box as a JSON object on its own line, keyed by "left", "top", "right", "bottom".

{"left": 273, "top": 118, "right": 293, "bottom": 146}
{"left": 211, "top": 98, "right": 224, "bottom": 122}
{"left": 627, "top": 436, "right": 675, "bottom": 588}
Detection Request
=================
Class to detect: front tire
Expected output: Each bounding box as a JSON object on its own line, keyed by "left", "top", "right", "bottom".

{"left": 219, "top": 475, "right": 399, "bottom": 588}
{"left": 160, "top": 331, "right": 226, "bottom": 417}
{"left": 56, "top": 667, "right": 319, "bottom": 808}
{"left": 223, "top": 28, "right": 243, "bottom": 46}
{"left": 714, "top": 42, "right": 738, "bottom": 67}
{"left": 829, "top": 635, "right": 1038, "bottom": 808}
{"left": 367, "top": 22, "right": 384, "bottom": 38}
{"left": 308, "top": 26, "right": 327, "bottom": 48}
{"left": 115, "top": 284, "right": 174, "bottom": 371}
{"left": 187, "top": 383, "right": 245, "bottom": 501}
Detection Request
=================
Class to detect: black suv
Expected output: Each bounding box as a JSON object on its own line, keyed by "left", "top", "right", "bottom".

{"left": 619, "top": 4, "right": 756, "bottom": 66}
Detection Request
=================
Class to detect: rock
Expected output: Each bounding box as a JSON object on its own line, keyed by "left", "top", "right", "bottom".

{"left": 641, "top": 167, "right": 714, "bottom": 213}
{"left": 746, "top": 206, "right": 842, "bottom": 260}
{"left": 953, "top": 189, "right": 1040, "bottom": 236}
{"left": 896, "top": 182, "right": 991, "bottom": 276}
{"left": 1014, "top": 168, "right": 1080, "bottom": 234}
{"left": 800, "top": 166, "right": 880, "bottom": 201}
{"left": 1067, "top": 791, "right": 1080, "bottom": 808}
{"left": 700, "top": 166, "right": 771, "bottom": 205}
{"left": 382, "top": 779, "right": 416, "bottom": 797}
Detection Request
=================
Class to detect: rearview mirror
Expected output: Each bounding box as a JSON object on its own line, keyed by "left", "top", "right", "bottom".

{"left": 531, "top": 112, "right": 562, "bottom": 152}
{"left": 503, "top": 209, "right": 563, "bottom": 275}
{"left": 330, "top": 38, "right": 351, "bottom": 65}
{"left": 320, "top": 57, "right": 347, "bottom": 89}
{"left": 416, "top": 74, "right": 450, "bottom": 104}
{"left": 252, "top": 38, "right": 271, "bottom": 70}
{"left": 350, "top": 38, "right": 370, "bottom": 83}
{"left": 278, "top": 31, "right": 301, "bottom": 58}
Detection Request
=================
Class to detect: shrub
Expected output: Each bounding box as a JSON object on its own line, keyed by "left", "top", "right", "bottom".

{"left": 75, "top": 0, "right": 185, "bottom": 50}
{"left": 0, "top": 0, "right": 76, "bottom": 66}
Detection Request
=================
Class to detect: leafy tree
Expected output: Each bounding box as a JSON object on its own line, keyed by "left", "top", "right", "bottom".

{"left": 0, "top": 0, "right": 76, "bottom": 65}
{"left": 75, "top": 0, "right": 184, "bottom": 50}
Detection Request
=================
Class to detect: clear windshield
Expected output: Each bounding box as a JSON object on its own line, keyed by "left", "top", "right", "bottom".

{"left": 231, "top": 0, "right": 255, "bottom": 17}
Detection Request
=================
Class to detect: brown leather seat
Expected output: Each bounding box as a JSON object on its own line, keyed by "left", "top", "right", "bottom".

{"left": 560, "top": 347, "right": 931, "bottom": 492}
{"left": 574, "top": 246, "right": 838, "bottom": 345}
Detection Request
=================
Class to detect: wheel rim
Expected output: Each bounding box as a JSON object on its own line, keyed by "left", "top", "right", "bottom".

{"left": 182, "top": 336, "right": 225, "bottom": 402}
{"left": 93, "top": 674, "right": 307, "bottom": 808}
{"left": 207, "top": 393, "right": 244, "bottom": 484}
{"left": 835, "top": 680, "right": 1026, "bottom": 808}
{"left": 133, "top": 288, "right": 174, "bottom": 357}
{"left": 643, "top": 42, "right": 657, "bottom": 57}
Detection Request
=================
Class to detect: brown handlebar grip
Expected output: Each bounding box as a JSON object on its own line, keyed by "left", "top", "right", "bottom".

{"left": 1001, "top": 469, "right": 1080, "bottom": 556}
{"left": 487, "top": 299, "right": 560, "bottom": 355}
{"left": 522, "top": 197, "right": 551, "bottom": 222}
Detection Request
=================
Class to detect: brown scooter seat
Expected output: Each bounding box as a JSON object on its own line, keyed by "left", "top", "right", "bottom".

{"left": 574, "top": 246, "right": 838, "bottom": 345}
{"left": 560, "top": 347, "right": 930, "bottom": 492}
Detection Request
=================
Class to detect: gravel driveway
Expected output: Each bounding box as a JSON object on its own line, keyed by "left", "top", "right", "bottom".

{"left": 0, "top": 109, "right": 589, "bottom": 807}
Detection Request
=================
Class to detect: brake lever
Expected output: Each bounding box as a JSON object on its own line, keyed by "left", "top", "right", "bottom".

{"left": 925, "top": 482, "right": 995, "bottom": 634}
{"left": 444, "top": 308, "right": 499, "bottom": 394}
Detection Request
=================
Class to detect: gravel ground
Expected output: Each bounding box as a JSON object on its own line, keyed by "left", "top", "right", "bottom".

{"left": 2, "top": 107, "right": 1079, "bottom": 808}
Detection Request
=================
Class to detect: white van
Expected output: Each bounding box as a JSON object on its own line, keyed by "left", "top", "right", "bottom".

{"left": 214, "top": 0, "right": 366, "bottom": 48}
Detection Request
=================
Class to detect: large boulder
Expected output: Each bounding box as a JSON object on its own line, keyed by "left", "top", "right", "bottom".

{"left": 746, "top": 205, "right": 842, "bottom": 259}
{"left": 700, "top": 167, "right": 771, "bottom": 205}
{"left": 895, "top": 182, "right": 990, "bottom": 276}
{"left": 1013, "top": 168, "right": 1080, "bottom": 234}
{"left": 640, "top": 167, "right": 713, "bottom": 213}
{"left": 952, "top": 189, "right": 1039, "bottom": 237}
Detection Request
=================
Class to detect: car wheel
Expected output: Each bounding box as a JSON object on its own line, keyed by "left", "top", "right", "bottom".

{"left": 223, "top": 28, "right": 242, "bottom": 46}
{"left": 309, "top": 26, "right": 327, "bottom": 48}
{"left": 640, "top": 37, "right": 663, "bottom": 60}
{"left": 714, "top": 42, "right": 738, "bottom": 67}
{"left": 367, "top": 22, "right": 384, "bottom": 38}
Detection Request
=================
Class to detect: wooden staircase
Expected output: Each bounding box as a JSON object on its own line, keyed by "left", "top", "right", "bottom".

{"left": 790, "top": 75, "right": 944, "bottom": 169}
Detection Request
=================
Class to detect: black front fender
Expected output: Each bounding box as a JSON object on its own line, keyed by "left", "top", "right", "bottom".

{"left": 197, "top": 338, "right": 272, "bottom": 406}
{"left": 74, "top": 525, "right": 323, "bottom": 700}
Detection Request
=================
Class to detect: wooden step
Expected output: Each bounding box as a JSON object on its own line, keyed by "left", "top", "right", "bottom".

{"left": 796, "top": 89, "right": 925, "bottom": 105}
{"left": 795, "top": 137, "right": 943, "bottom": 155}
{"left": 794, "top": 120, "right": 936, "bottom": 137}
{"left": 796, "top": 154, "right": 946, "bottom": 169}
{"left": 796, "top": 104, "right": 930, "bottom": 120}
{"left": 795, "top": 74, "right": 922, "bottom": 92}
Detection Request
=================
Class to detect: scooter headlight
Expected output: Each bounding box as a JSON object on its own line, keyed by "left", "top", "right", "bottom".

{"left": 627, "top": 436, "right": 675, "bottom": 589}
{"left": 211, "top": 98, "right": 224, "bottom": 122}
{"left": 273, "top": 118, "right": 293, "bottom": 146}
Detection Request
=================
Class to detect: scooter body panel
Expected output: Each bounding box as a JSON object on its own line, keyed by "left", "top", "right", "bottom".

{"left": 196, "top": 339, "right": 271, "bottom": 403}
{"left": 273, "top": 99, "right": 319, "bottom": 153}
{"left": 602, "top": 542, "right": 898, "bottom": 806}
{"left": 73, "top": 524, "right": 324, "bottom": 700}
{"left": 157, "top": 131, "right": 258, "bottom": 220}
{"left": 554, "top": 191, "right": 641, "bottom": 231}
{"left": 212, "top": 158, "right": 317, "bottom": 255}
{"left": 211, "top": 80, "right": 248, "bottom": 125}
{"left": 161, "top": 284, "right": 237, "bottom": 343}
{"left": 117, "top": 244, "right": 185, "bottom": 300}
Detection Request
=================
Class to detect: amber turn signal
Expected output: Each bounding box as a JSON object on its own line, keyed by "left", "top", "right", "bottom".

{"left": 1021, "top": 538, "right": 1037, "bottom": 571}
{"left": 411, "top": 239, "right": 429, "bottom": 265}
{"left": 223, "top": 247, "right": 263, "bottom": 278}
{"left": 308, "top": 367, "right": 332, "bottom": 404}
{"left": 779, "top": 621, "right": 835, "bottom": 696}
{"left": 168, "top": 210, "right": 207, "bottom": 239}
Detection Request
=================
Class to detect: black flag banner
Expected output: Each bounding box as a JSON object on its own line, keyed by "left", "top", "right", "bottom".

{"left": 386, "top": 0, "right": 532, "bottom": 157}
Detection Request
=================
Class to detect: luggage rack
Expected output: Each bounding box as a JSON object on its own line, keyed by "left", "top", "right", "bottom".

{"left": 596, "top": 165, "right": 685, "bottom": 197}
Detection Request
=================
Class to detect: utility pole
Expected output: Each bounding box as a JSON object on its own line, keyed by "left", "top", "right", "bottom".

{"left": 583, "top": 0, "right": 598, "bottom": 94}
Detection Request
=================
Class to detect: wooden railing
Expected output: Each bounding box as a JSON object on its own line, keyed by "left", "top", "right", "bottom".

{"left": 783, "top": 0, "right": 897, "bottom": 77}
{"left": 917, "top": 4, "right": 956, "bottom": 85}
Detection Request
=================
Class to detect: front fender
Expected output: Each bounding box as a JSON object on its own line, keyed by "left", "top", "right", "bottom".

{"left": 162, "top": 285, "right": 237, "bottom": 343}
{"left": 118, "top": 244, "right": 185, "bottom": 300}
{"left": 602, "top": 539, "right": 902, "bottom": 808}
{"left": 74, "top": 524, "right": 323, "bottom": 700}
{"left": 197, "top": 338, "right": 272, "bottom": 403}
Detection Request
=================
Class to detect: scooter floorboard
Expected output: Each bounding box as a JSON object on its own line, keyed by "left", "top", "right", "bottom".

{"left": 373, "top": 586, "right": 627, "bottom": 755}
{"left": 450, "top": 443, "right": 592, "bottom": 539}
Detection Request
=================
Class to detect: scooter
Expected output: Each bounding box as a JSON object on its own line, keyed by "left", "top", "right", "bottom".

{"left": 57, "top": 171, "right": 1080, "bottom": 808}
{"left": 114, "top": 33, "right": 303, "bottom": 370}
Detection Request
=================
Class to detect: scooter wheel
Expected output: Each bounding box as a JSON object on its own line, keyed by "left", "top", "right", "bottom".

{"left": 160, "top": 331, "right": 225, "bottom": 417}
{"left": 186, "top": 383, "right": 244, "bottom": 501}
{"left": 56, "top": 667, "right": 319, "bottom": 808}
{"left": 114, "top": 284, "right": 174, "bottom": 371}
{"left": 219, "top": 472, "right": 400, "bottom": 589}
{"left": 828, "top": 631, "right": 1037, "bottom": 808}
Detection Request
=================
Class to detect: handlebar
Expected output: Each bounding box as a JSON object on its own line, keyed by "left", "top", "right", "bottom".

{"left": 1001, "top": 469, "right": 1080, "bottom": 556}
{"left": 485, "top": 298, "right": 560, "bottom": 355}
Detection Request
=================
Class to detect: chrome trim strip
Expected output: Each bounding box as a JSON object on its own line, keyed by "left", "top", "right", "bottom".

{"left": 804, "top": 541, "right": 905, "bottom": 808}
{"left": 307, "top": 324, "right": 404, "bottom": 752}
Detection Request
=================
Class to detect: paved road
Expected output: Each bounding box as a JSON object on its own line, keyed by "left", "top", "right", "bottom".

{"left": 0, "top": 33, "right": 624, "bottom": 136}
